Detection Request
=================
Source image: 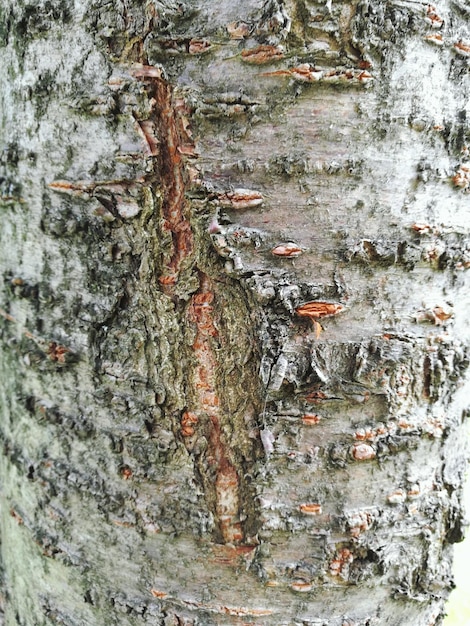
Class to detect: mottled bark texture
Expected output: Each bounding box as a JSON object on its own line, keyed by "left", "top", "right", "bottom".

{"left": 1, "top": 0, "right": 470, "bottom": 624}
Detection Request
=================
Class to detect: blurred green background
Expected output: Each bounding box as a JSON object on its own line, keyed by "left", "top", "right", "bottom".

{"left": 443, "top": 472, "right": 470, "bottom": 625}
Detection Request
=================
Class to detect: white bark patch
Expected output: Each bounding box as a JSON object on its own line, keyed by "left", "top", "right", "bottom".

{"left": 116, "top": 201, "right": 141, "bottom": 219}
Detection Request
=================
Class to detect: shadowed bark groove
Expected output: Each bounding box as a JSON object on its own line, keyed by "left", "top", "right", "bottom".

{"left": 133, "top": 66, "right": 194, "bottom": 292}
{"left": 134, "top": 66, "right": 261, "bottom": 545}
{"left": 186, "top": 272, "right": 244, "bottom": 544}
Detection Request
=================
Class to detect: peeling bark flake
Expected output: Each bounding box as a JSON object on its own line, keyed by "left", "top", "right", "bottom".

{"left": 241, "top": 45, "right": 284, "bottom": 64}
{"left": 295, "top": 301, "right": 345, "bottom": 320}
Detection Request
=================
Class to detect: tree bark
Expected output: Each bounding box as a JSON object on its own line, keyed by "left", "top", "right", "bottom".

{"left": 1, "top": 0, "right": 469, "bottom": 624}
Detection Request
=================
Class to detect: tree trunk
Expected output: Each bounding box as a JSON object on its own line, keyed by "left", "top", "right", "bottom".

{"left": 1, "top": 0, "right": 469, "bottom": 624}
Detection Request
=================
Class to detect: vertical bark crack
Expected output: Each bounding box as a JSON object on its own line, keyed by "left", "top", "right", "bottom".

{"left": 134, "top": 66, "right": 193, "bottom": 292}
{"left": 186, "top": 272, "right": 244, "bottom": 544}
{"left": 135, "top": 67, "right": 252, "bottom": 544}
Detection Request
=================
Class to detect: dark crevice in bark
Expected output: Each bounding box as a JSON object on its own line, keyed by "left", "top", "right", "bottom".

{"left": 423, "top": 354, "right": 432, "bottom": 399}
{"left": 134, "top": 68, "right": 261, "bottom": 545}
{"left": 133, "top": 68, "right": 194, "bottom": 293}
{"left": 185, "top": 272, "right": 244, "bottom": 543}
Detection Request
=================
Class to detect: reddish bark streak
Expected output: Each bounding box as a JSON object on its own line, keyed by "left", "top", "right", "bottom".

{"left": 135, "top": 68, "right": 245, "bottom": 544}
{"left": 135, "top": 70, "right": 193, "bottom": 290}
{"left": 157, "top": 86, "right": 194, "bottom": 288}
{"left": 187, "top": 273, "right": 244, "bottom": 544}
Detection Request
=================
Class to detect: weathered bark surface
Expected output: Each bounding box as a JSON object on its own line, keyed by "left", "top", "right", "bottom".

{"left": 1, "top": 0, "right": 469, "bottom": 624}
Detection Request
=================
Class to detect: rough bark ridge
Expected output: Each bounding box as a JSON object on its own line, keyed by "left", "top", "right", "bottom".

{"left": 0, "top": 0, "right": 470, "bottom": 625}
{"left": 129, "top": 65, "right": 259, "bottom": 545}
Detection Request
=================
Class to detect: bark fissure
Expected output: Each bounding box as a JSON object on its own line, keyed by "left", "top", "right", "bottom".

{"left": 133, "top": 66, "right": 194, "bottom": 292}
{"left": 135, "top": 67, "right": 255, "bottom": 545}
{"left": 186, "top": 272, "right": 244, "bottom": 543}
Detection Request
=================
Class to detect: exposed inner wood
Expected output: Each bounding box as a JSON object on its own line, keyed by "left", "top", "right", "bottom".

{"left": 187, "top": 273, "right": 243, "bottom": 544}
{"left": 136, "top": 68, "right": 193, "bottom": 290}
{"left": 136, "top": 69, "right": 245, "bottom": 544}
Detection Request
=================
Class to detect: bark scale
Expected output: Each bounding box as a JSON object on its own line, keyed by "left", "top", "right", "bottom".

{"left": 0, "top": 0, "right": 469, "bottom": 625}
